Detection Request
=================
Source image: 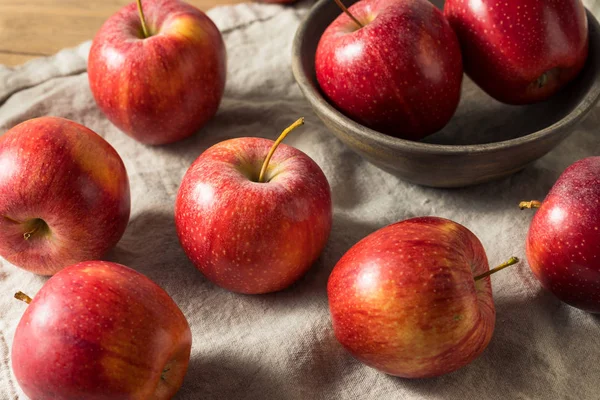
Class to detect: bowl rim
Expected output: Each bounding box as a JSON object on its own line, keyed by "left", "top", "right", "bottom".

{"left": 292, "top": 1, "right": 600, "bottom": 156}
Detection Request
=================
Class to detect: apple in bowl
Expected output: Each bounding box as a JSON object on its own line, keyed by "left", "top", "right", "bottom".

{"left": 175, "top": 119, "right": 332, "bottom": 294}
{"left": 88, "top": 0, "right": 226, "bottom": 145}
{"left": 11, "top": 261, "right": 192, "bottom": 399}
{"left": 0, "top": 117, "right": 130, "bottom": 275}
{"left": 444, "top": 0, "right": 589, "bottom": 104}
{"left": 315, "top": 0, "right": 463, "bottom": 140}
{"left": 328, "top": 217, "right": 518, "bottom": 378}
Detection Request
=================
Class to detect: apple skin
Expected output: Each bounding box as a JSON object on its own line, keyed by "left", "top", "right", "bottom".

{"left": 175, "top": 137, "right": 332, "bottom": 294}
{"left": 315, "top": 0, "right": 463, "bottom": 140}
{"left": 444, "top": 0, "right": 588, "bottom": 105}
{"left": 328, "top": 217, "right": 495, "bottom": 378}
{"left": 526, "top": 157, "right": 600, "bottom": 313}
{"left": 0, "top": 117, "right": 130, "bottom": 276}
{"left": 88, "top": 0, "right": 226, "bottom": 145}
{"left": 11, "top": 261, "right": 192, "bottom": 400}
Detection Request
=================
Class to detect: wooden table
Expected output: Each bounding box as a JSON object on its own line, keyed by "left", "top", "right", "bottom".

{"left": 0, "top": 0, "right": 244, "bottom": 67}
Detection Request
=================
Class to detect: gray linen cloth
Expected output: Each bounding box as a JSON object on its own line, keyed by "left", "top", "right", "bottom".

{"left": 1, "top": 2, "right": 600, "bottom": 399}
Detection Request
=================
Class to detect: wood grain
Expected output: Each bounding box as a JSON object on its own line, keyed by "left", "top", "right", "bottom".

{"left": 0, "top": 0, "right": 245, "bottom": 67}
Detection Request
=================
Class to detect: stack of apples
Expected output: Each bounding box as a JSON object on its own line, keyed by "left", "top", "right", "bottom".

{"left": 316, "top": 0, "right": 589, "bottom": 140}
{"left": 0, "top": 0, "right": 599, "bottom": 398}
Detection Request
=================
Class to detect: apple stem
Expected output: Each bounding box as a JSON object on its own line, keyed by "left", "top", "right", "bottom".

{"left": 23, "top": 228, "right": 38, "bottom": 240}
{"left": 474, "top": 257, "right": 519, "bottom": 282}
{"left": 536, "top": 73, "right": 548, "bottom": 89}
{"left": 136, "top": 0, "right": 150, "bottom": 38}
{"left": 14, "top": 291, "right": 32, "bottom": 304}
{"left": 23, "top": 219, "right": 45, "bottom": 240}
{"left": 333, "top": 0, "right": 364, "bottom": 29}
{"left": 519, "top": 200, "right": 542, "bottom": 210}
{"left": 258, "top": 117, "right": 305, "bottom": 183}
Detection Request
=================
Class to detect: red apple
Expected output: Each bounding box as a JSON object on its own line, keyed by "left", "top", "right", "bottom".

{"left": 88, "top": 0, "right": 226, "bottom": 145}
{"left": 0, "top": 117, "right": 130, "bottom": 276}
{"left": 328, "top": 217, "right": 517, "bottom": 378}
{"left": 444, "top": 0, "right": 588, "bottom": 104}
{"left": 175, "top": 119, "right": 332, "bottom": 294}
{"left": 11, "top": 261, "right": 192, "bottom": 399}
{"left": 523, "top": 157, "right": 600, "bottom": 312}
{"left": 315, "top": 0, "right": 463, "bottom": 140}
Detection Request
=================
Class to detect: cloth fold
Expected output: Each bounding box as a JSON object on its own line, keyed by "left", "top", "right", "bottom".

{"left": 1, "top": 1, "right": 600, "bottom": 399}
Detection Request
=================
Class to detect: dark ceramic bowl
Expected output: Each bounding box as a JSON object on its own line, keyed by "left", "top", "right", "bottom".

{"left": 292, "top": 0, "right": 600, "bottom": 187}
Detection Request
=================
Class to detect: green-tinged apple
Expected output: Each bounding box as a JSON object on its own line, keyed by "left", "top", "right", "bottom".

{"left": 175, "top": 118, "right": 332, "bottom": 294}
{"left": 0, "top": 117, "right": 130, "bottom": 275}
{"left": 521, "top": 157, "right": 600, "bottom": 312}
{"left": 328, "top": 217, "right": 519, "bottom": 378}
{"left": 88, "top": 0, "right": 226, "bottom": 145}
{"left": 11, "top": 261, "right": 192, "bottom": 400}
